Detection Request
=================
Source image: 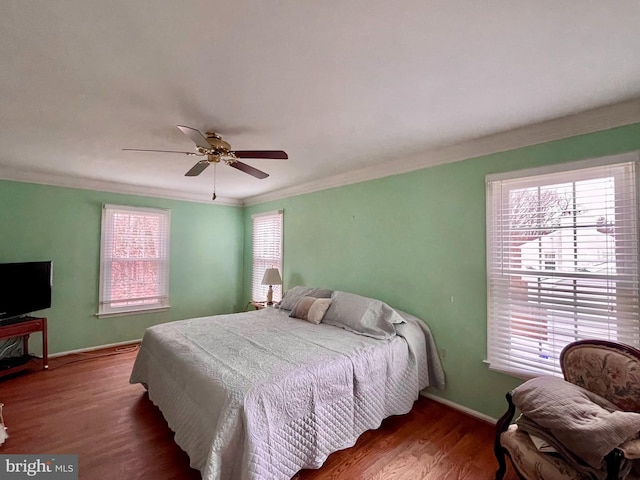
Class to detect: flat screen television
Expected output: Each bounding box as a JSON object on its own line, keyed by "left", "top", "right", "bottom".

{"left": 0, "top": 261, "right": 52, "bottom": 321}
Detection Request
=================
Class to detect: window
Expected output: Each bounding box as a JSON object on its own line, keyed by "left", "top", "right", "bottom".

{"left": 486, "top": 154, "right": 640, "bottom": 377}
{"left": 252, "top": 210, "right": 283, "bottom": 302}
{"left": 98, "top": 204, "right": 170, "bottom": 317}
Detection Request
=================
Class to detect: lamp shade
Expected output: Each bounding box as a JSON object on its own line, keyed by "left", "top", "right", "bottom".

{"left": 261, "top": 268, "right": 282, "bottom": 286}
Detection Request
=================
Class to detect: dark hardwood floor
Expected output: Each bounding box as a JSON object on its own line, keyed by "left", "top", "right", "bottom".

{"left": 0, "top": 345, "right": 518, "bottom": 480}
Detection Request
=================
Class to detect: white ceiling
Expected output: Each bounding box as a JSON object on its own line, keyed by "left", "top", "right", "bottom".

{"left": 1, "top": 1, "right": 639, "bottom": 204}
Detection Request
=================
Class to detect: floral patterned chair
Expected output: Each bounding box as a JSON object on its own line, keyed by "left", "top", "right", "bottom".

{"left": 494, "top": 340, "right": 640, "bottom": 480}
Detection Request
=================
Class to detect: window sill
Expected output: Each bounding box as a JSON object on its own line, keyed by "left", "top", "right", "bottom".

{"left": 95, "top": 307, "right": 170, "bottom": 319}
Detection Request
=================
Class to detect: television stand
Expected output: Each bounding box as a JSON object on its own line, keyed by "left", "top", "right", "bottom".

{"left": 0, "top": 316, "right": 48, "bottom": 378}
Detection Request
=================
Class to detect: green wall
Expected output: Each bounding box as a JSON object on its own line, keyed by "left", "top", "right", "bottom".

{"left": 0, "top": 181, "right": 244, "bottom": 355}
{"left": 243, "top": 123, "right": 640, "bottom": 419}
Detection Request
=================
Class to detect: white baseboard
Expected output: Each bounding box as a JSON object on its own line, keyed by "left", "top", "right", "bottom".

{"left": 420, "top": 391, "right": 498, "bottom": 425}
{"left": 49, "top": 339, "right": 142, "bottom": 358}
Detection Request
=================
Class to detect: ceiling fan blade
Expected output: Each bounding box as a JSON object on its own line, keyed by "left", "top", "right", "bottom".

{"left": 233, "top": 150, "right": 288, "bottom": 160}
{"left": 229, "top": 161, "right": 269, "bottom": 179}
{"left": 177, "top": 125, "right": 212, "bottom": 151}
{"left": 185, "top": 161, "right": 210, "bottom": 177}
{"left": 123, "top": 148, "right": 197, "bottom": 155}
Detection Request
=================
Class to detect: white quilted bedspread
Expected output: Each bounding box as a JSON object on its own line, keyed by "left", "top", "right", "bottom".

{"left": 129, "top": 308, "right": 444, "bottom": 480}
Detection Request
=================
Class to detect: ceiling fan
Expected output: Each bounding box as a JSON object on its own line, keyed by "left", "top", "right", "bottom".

{"left": 123, "top": 125, "right": 288, "bottom": 180}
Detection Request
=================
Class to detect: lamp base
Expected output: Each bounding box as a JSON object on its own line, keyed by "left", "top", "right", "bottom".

{"left": 266, "top": 285, "right": 274, "bottom": 306}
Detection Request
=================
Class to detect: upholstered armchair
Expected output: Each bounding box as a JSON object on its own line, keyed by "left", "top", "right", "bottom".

{"left": 494, "top": 340, "right": 640, "bottom": 480}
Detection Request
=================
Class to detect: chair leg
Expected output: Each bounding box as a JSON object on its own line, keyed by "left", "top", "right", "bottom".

{"left": 494, "top": 451, "right": 507, "bottom": 480}
{"left": 605, "top": 449, "right": 623, "bottom": 480}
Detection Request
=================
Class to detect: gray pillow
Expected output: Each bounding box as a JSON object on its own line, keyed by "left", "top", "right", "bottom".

{"left": 512, "top": 375, "right": 640, "bottom": 469}
{"left": 322, "top": 291, "right": 404, "bottom": 340}
{"left": 277, "top": 286, "right": 333, "bottom": 311}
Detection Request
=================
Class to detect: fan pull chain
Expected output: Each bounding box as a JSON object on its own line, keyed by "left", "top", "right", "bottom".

{"left": 212, "top": 162, "right": 217, "bottom": 201}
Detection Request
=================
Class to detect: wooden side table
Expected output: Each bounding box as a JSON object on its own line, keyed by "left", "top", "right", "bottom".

{"left": 0, "top": 316, "right": 48, "bottom": 378}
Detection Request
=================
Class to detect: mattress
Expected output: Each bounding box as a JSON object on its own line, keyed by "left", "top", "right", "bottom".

{"left": 130, "top": 306, "right": 444, "bottom": 480}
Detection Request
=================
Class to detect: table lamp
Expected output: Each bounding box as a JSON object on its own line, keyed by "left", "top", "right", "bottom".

{"left": 261, "top": 268, "right": 282, "bottom": 306}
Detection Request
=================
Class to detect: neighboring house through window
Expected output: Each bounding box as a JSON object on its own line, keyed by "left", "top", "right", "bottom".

{"left": 486, "top": 153, "right": 640, "bottom": 377}
{"left": 252, "top": 210, "right": 283, "bottom": 303}
{"left": 98, "top": 204, "right": 171, "bottom": 317}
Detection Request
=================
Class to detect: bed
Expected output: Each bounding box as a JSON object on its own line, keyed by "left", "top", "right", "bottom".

{"left": 129, "top": 289, "right": 445, "bottom": 480}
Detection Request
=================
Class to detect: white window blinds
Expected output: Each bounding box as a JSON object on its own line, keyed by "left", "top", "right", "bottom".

{"left": 486, "top": 156, "right": 640, "bottom": 377}
{"left": 99, "top": 204, "right": 170, "bottom": 316}
{"left": 252, "top": 210, "right": 283, "bottom": 302}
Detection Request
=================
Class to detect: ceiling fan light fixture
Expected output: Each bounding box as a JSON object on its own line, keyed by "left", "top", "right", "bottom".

{"left": 123, "top": 125, "right": 286, "bottom": 181}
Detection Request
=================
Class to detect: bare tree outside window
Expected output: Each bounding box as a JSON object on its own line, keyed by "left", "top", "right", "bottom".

{"left": 507, "top": 188, "right": 571, "bottom": 245}
{"left": 110, "top": 212, "right": 162, "bottom": 307}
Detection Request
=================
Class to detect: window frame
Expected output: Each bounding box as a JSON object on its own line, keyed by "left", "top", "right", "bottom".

{"left": 486, "top": 152, "right": 640, "bottom": 377}
{"left": 98, "top": 204, "right": 171, "bottom": 318}
{"left": 251, "top": 210, "right": 283, "bottom": 303}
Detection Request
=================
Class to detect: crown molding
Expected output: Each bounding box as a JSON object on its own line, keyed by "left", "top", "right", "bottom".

{"left": 243, "top": 98, "right": 640, "bottom": 206}
{"left": 0, "top": 166, "right": 243, "bottom": 206}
